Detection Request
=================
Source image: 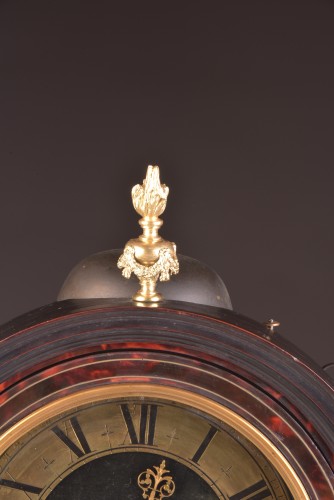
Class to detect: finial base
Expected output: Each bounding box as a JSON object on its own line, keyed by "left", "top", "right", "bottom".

{"left": 132, "top": 277, "right": 163, "bottom": 303}
{"left": 132, "top": 291, "right": 163, "bottom": 303}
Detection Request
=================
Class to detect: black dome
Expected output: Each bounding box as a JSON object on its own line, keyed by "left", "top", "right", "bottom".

{"left": 58, "top": 249, "right": 232, "bottom": 310}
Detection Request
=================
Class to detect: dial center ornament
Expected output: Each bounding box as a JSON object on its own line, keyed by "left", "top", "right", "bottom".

{"left": 137, "top": 460, "right": 176, "bottom": 499}
{"left": 117, "top": 165, "right": 179, "bottom": 302}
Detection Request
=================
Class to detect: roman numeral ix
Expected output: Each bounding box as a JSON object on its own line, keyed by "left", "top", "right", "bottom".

{"left": 0, "top": 478, "right": 42, "bottom": 495}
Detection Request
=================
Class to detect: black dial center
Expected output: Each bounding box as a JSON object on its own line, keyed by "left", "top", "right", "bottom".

{"left": 48, "top": 451, "right": 218, "bottom": 499}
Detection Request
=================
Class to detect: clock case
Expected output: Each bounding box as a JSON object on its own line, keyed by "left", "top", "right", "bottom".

{"left": 0, "top": 298, "right": 333, "bottom": 498}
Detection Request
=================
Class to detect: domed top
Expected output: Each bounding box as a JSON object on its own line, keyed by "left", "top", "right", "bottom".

{"left": 58, "top": 249, "right": 232, "bottom": 310}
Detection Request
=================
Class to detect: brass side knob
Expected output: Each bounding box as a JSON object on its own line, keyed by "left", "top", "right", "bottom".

{"left": 264, "top": 318, "right": 280, "bottom": 334}
{"left": 118, "top": 166, "right": 179, "bottom": 303}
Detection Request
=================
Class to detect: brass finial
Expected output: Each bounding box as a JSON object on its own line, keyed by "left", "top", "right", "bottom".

{"left": 117, "top": 166, "right": 179, "bottom": 302}
{"left": 138, "top": 460, "right": 176, "bottom": 499}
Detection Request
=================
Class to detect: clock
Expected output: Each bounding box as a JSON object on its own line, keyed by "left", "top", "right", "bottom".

{"left": 0, "top": 300, "right": 333, "bottom": 499}
{"left": 0, "top": 167, "right": 333, "bottom": 499}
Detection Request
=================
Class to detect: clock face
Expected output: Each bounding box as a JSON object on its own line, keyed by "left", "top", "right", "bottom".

{"left": 0, "top": 389, "right": 294, "bottom": 499}
{"left": 0, "top": 301, "right": 332, "bottom": 499}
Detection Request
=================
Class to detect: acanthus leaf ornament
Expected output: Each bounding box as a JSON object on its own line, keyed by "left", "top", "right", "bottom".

{"left": 138, "top": 460, "right": 176, "bottom": 499}
{"left": 118, "top": 165, "right": 179, "bottom": 302}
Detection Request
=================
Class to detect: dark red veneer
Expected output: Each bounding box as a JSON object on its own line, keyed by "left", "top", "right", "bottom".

{"left": 0, "top": 298, "right": 333, "bottom": 498}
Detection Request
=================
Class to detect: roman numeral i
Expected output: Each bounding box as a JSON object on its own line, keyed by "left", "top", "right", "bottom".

{"left": 191, "top": 425, "right": 218, "bottom": 463}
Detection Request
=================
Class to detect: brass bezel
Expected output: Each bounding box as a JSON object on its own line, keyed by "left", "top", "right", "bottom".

{"left": 0, "top": 384, "right": 308, "bottom": 498}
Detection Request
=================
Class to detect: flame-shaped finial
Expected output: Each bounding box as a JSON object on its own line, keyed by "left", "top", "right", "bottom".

{"left": 132, "top": 165, "right": 169, "bottom": 218}
{"left": 117, "top": 166, "right": 179, "bottom": 303}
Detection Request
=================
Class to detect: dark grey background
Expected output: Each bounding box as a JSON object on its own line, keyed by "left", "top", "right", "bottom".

{"left": 0, "top": 1, "right": 333, "bottom": 369}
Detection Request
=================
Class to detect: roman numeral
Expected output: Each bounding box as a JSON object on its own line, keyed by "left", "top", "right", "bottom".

{"left": 120, "top": 404, "right": 157, "bottom": 445}
{"left": 229, "top": 479, "right": 272, "bottom": 499}
{"left": 52, "top": 416, "right": 91, "bottom": 457}
{"left": 191, "top": 426, "right": 218, "bottom": 463}
{"left": 0, "top": 478, "right": 42, "bottom": 494}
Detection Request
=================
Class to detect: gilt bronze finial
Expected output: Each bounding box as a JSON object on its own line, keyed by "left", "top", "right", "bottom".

{"left": 117, "top": 166, "right": 179, "bottom": 302}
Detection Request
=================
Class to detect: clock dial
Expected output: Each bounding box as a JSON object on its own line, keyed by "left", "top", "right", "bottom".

{"left": 0, "top": 396, "right": 292, "bottom": 499}
{"left": 1, "top": 301, "right": 331, "bottom": 498}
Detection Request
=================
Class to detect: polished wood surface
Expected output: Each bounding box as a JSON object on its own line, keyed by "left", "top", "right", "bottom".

{"left": 0, "top": 299, "right": 333, "bottom": 497}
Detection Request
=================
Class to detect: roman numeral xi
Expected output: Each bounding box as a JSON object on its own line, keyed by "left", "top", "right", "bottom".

{"left": 52, "top": 416, "right": 91, "bottom": 458}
